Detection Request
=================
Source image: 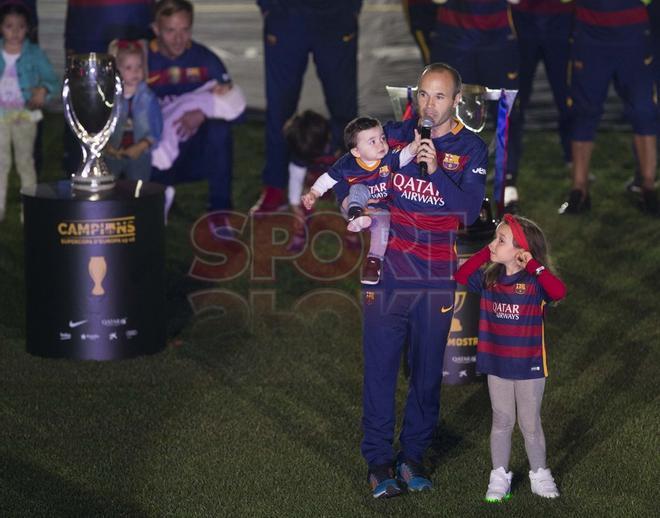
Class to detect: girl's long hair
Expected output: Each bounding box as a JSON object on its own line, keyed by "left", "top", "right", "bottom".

{"left": 483, "top": 215, "right": 558, "bottom": 288}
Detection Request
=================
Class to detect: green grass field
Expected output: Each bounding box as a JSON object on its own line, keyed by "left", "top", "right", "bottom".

{"left": 0, "top": 114, "right": 658, "bottom": 517}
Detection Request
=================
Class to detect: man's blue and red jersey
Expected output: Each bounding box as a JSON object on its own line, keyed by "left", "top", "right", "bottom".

{"left": 147, "top": 40, "right": 231, "bottom": 99}
{"left": 512, "top": 0, "right": 574, "bottom": 40}
{"left": 434, "top": 0, "right": 516, "bottom": 47}
{"left": 381, "top": 118, "right": 487, "bottom": 289}
{"left": 65, "top": 0, "right": 153, "bottom": 53}
{"left": 328, "top": 151, "right": 400, "bottom": 205}
{"left": 573, "top": 0, "right": 651, "bottom": 45}
{"left": 456, "top": 246, "right": 567, "bottom": 379}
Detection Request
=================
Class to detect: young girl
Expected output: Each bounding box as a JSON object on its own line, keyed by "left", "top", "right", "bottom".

{"left": 455, "top": 214, "right": 566, "bottom": 502}
{"left": 105, "top": 39, "right": 162, "bottom": 183}
{"left": 0, "top": 2, "right": 57, "bottom": 222}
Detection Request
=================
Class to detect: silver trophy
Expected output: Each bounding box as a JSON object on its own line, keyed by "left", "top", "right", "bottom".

{"left": 386, "top": 83, "right": 517, "bottom": 133}
{"left": 63, "top": 53, "right": 122, "bottom": 192}
{"left": 457, "top": 84, "right": 487, "bottom": 133}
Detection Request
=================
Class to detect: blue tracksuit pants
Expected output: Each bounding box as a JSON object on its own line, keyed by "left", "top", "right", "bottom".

{"left": 261, "top": 8, "right": 358, "bottom": 189}
{"left": 361, "top": 280, "right": 454, "bottom": 466}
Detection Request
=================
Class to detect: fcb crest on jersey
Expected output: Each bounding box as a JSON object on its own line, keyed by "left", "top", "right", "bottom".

{"left": 515, "top": 283, "right": 526, "bottom": 295}
{"left": 167, "top": 66, "right": 181, "bottom": 84}
{"left": 364, "top": 292, "right": 376, "bottom": 305}
{"left": 379, "top": 165, "right": 390, "bottom": 177}
{"left": 442, "top": 153, "right": 461, "bottom": 172}
{"left": 186, "top": 67, "right": 201, "bottom": 82}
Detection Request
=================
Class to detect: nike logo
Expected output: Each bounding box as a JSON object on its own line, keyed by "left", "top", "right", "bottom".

{"left": 440, "top": 305, "right": 453, "bottom": 313}
{"left": 69, "top": 320, "right": 87, "bottom": 328}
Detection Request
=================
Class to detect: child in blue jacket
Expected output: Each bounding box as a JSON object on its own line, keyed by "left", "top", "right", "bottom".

{"left": 0, "top": 2, "right": 58, "bottom": 221}
{"left": 105, "top": 39, "right": 163, "bottom": 182}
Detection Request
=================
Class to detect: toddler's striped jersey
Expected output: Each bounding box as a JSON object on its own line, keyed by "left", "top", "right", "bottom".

{"left": 328, "top": 151, "right": 401, "bottom": 204}
{"left": 381, "top": 118, "right": 487, "bottom": 289}
{"left": 148, "top": 41, "right": 231, "bottom": 99}
{"left": 574, "top": 0, "right": 651, "bottom": 44}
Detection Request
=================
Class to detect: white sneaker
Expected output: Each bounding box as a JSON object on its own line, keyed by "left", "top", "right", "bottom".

{"left": 485, "top": 467, "right": 512, "bottom": 502}
{"left": 503, "top": 185, "right": 519, "bottom": 206}
{"left": 529, "top": 467, "right": 560, "bottom": 498}
{"left": 164, "top": 186, "right": 176, "bottom": 225}
{"left": 347, "top": 215, "right": 372, "bottom": 232}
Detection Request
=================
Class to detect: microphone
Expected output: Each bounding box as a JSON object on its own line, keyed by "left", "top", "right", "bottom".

{"left": 419, "top": 118, "right": 433, "bottom": 176}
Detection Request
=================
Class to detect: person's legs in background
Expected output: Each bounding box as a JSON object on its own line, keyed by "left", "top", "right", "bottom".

{"left": 12, "top": 119, "right": 38, "bottom": 222}
{"left": 0, "top": 119, "right": 12, "bottom": 221}
{"left": 559, "top": 38, "right": 612, "bottom": 214}
{"left": 253, "top": 9, "right": 310, "bottom": 213}
{"left": 311, "top": 9, "right": 358, "bottom": 160}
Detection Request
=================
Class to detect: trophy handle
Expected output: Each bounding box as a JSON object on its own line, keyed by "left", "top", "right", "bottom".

{"left": 62, "top": 78, "right": 89, "bottom": 141}
{"left": 93, "top": 73, "right": 123, "bottom": 152}
{"left": 63, "top": 75, "right": 123, "bottom": 156}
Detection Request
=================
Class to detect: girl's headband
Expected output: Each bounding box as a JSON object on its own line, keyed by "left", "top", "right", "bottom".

{"left": 116, "top": 40, "right": 143, "bottom": 51}
{"left": 503, "top": 214, "right": 529, "bottom": 251}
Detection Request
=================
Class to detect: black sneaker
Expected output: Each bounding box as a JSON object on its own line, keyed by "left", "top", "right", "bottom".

{"left": 558, "top": 189, "right": 591, "bottom": 215}
{"left": 503, "top": 201, "right": 519, "bottom": 215}
{"left": 640, "top": 189, "right": 659, "bottom": 215}
{"left": 367, "top": 464, "right": 402, "bottom": 499}
{"left": 625, "top": 176, "right": 643, "bottom": 196}
{"left": 361, "top": 257, "right": 382, "bottom": 285}
{"left": 347, "top": 206, "right": 372, "bottom": 232}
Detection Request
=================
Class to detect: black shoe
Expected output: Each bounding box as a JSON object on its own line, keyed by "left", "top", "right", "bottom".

{"left": 625, "top": 176, "right": 643, "bottom": 196}
{"left": 347, "top": 205, "right": 362, "bottom": 218}
{"left": 361, "top": 256, "right": 382, "bottom": 285}
{"left": 347, "top": 205, "right": 372, "bottom": 232}
{"left": 367, "top": 464, "right": 402, "bottom": 499}
{"left": 558, "top": 189, "right": 591, "bottom": 215}
{"left": 640, "top": 189, "right": 659, "bottom": 215}
{"left": 503, "top": 201, "right": 519, "bottom": 215}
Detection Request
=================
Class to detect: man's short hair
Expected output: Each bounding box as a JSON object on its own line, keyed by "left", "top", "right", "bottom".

{"left": 344, "top": 116, "right": 381, "bottom": 150}
{"left": 154, "top": 0, "right": 194, "bottom": 21}
{"left": 418, "top": 62, "right": 462, "bottom": 98}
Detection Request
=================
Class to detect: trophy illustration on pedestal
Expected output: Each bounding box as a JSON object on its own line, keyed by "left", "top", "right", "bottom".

{"left": 88, "top": 256, "right": 107, "bottom": 296}
{"left": 63, "top": 53, "right": 122, "bottom": 192}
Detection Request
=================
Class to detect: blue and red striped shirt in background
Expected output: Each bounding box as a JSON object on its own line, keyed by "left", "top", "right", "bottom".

{"left": 147, "top": 40, "right": 232, "bottom": 99}
{"left": 380, "top": 118, "right": 487, "bottom": 289}
{"left": 435, "top": 0, "right": 516, "bottom": 47}
{"left": 573, "top": 0, "right": 651, "bottom": 45}
{"left": 65, "top": 0, "right": 154, "bottom": 53}
{"left": 511, "top": 0, "right": 575, "bottom": 40}
{"left": 455, "top": 246, "right": 567, "bottom": 379}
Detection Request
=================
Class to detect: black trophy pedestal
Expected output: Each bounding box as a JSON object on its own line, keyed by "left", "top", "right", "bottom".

{"left": 22, "top": 180, "right": 166, "bottom": 360}
{"left": 442, "top": 198, "right": 496, "bottom": 385}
